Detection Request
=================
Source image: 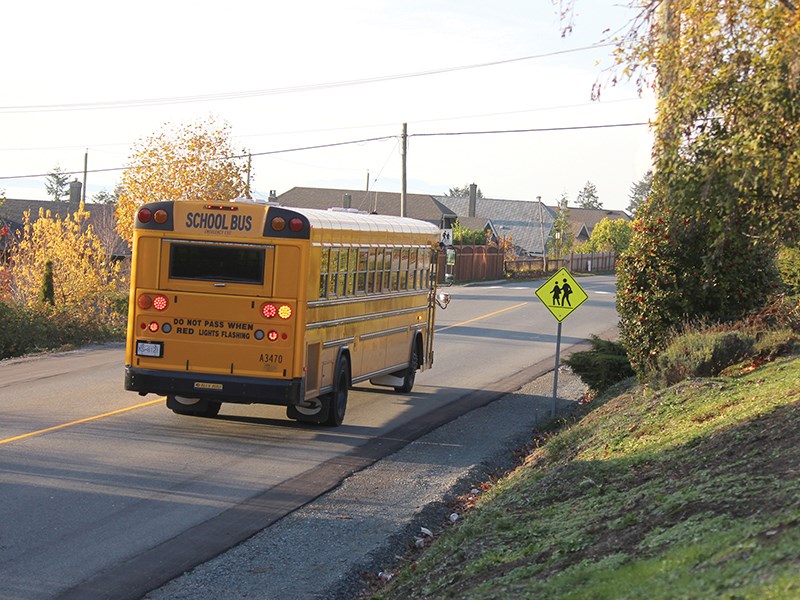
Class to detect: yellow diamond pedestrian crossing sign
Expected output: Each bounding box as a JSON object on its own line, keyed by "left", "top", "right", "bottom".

{"left": 535, "top": 268, "right": 588, "bottom": 322}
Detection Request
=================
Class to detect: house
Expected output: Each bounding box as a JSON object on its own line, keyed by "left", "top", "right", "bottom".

{"left": 277, "top": 186, "right": 554, "bottom": 258}
{"left": 434, "top": 194, "right": 554, "bottom": 257}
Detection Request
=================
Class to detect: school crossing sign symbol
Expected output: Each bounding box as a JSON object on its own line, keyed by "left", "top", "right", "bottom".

{"left": 535, "top": 268, "right": 588, "bottom": 322}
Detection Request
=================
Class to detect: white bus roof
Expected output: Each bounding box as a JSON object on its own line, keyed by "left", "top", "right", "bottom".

{"left": 292, "top": 207, "right": 440, "bottom": 237}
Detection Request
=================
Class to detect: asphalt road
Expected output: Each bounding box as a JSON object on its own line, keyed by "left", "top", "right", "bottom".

{"left": 0, "top": 275, "right": 618, "bottom": 599}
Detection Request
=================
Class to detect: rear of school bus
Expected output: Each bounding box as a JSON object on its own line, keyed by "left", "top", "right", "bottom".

{"left": 124, "top": 199, "right": 310, "bottom": 417}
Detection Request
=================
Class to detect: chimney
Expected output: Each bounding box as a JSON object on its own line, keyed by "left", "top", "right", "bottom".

{"left": 69, "top": 179, "right": 82, "bottom": 205}
{"left": 268, "top": 190, "right": 277, "bottom": 201}
{"left": 343, "top": 193, "right": 352, "bottom": 209}
{"left": 468, "top": 183, "right": 477, "bottom": 217}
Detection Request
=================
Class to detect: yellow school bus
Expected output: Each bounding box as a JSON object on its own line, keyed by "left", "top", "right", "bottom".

{"left": 124, "top": 198, "right": 449, "bottom": 426}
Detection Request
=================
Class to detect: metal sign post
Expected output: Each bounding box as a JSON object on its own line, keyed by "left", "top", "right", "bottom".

{"left": 535, "top": 268, "right": 589, "bottom": 419}
{"left": 552, "top": 321, "right": 562, "bottom": 418}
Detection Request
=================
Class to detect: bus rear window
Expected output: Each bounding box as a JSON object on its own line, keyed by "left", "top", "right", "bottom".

{"left": 169, "top": 243, "right": 266, "bottom": 284}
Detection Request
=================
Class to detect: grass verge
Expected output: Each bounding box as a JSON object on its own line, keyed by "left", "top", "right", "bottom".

{"left": 371, "top": 356, "right": 800, "bottom": 599}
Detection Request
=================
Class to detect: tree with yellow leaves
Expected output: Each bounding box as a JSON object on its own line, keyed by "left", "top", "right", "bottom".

{"left": 115, "top": 118, "right": 249, "bottom": 245}
{"left": 8, "top": 204, "right": 123, "bottom": 321}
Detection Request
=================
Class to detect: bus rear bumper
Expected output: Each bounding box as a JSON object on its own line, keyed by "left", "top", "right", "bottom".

{"left": 124, "top": 366, "right": 304, "bottom": 406}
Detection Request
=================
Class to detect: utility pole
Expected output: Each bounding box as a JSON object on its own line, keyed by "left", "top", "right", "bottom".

{"left": 537, "top": 196, "right": 547, "bottom": 272}
{"left": 82, "top": 150, "right": 88, "bottom": 203}
{"left": 400, "top": 123, "right": 407, "bottom": 217}
{"left": 245, "top": 153, "right": 252, "bottom": 199}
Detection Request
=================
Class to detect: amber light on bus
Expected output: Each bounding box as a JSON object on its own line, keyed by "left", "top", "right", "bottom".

{"left": 271, "top": 216, "right": 286, "bottom": 232}
{"left": 260, "top": 303, "right": 292, "bottom": 319}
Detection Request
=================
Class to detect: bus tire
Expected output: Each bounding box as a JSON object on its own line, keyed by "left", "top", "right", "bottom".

{"left": 394, "top": 343, "right": 418, "bottom": 393}
{"left": 287, "top": 398, "right": 325, "bottom": 423}
{"left": 166, "top": 395, "right": 221, "bottom": 418}
{"left": 323, "top": 355, "right": 350, "bottom": 427}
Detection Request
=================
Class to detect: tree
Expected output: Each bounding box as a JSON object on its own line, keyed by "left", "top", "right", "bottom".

{"left": 548, "top": 193, "right": 574, "bottom": 258}
{"left": 575, "top": 181, "right": 601, "bottom": 209}
{"left": 585, "top": 217, "right": 633, "bottom": 254}
{"left": 445, "top": 184, "right": 484, "bottom": 199}
{"left": 45, "top": 166, "right": 70, "bottom": 202}
{"left": 8, "top": 204, "right": 123, "bottom": 319}
{"left": 93, "top": 184, "right": 124, "bottom": 205}
{"left": 609, "top": 0, "right": 798, "bottom": 243}
{"left": 627, "top": 170, "right": 652, "bottom": 215}
{"left": 556, "top": 0, "right": 797, "bottom": 371}
{"left": 115, "top": 118, "right": 249, "bottom": 245}
{"left": 452, "top": 220, "right": 487, "bottom": 245}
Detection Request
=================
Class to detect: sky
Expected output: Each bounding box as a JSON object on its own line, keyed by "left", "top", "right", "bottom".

{"left": 1, "top": 0, "right": 655, "bottom": 212}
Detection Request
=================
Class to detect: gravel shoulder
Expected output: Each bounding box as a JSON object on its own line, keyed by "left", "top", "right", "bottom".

{"left": 145, "top": 367, "right": 587, "bottom": 600}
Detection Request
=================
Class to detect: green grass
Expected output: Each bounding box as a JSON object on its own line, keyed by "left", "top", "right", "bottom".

{"left": 372, "top": 356, "right": 800, "bottom": 599}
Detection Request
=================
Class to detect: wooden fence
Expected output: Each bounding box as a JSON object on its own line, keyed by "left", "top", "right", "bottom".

{"left": 437, "top": 245, "right": 504, "bottom": 283}
{"left": 437, "top": 247, "right": 616, "bottom": 284}
{"left": 504, "top": 252, "right": 616, "bottom": 279}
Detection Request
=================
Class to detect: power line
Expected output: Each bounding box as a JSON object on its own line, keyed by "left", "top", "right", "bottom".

{"left": 0, "top": 43, "right": 614, "bottom": 114}
{"left": 0, "top": 120, "right": 650, "bottom": 182}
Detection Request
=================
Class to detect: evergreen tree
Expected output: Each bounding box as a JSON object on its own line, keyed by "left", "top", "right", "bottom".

{"left": 627, "top": 170, "right": 652, "bottom": 214}
{"left": 45, "top": 166, "right": 70, "bottom": 202}
{"left": 576, "top": 181, "right": 602, "bottom": 209}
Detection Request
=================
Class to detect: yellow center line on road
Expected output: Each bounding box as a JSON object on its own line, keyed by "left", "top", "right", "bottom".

{"left": 0, "top": 398, "right": 164, "bottom": 446}
{"left": 436, "top": 302, "right": 528, "bottom": 333}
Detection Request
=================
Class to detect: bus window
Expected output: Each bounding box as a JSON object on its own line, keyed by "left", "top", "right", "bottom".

{"left": 319, "top": 248, "right": 330, "bottom": 298}
{"left": 328, "top": 248, "right": 340, "bottom": 297}
{"left": 399, "top": 248, "right": 409, "bottom": 291}
{"left": 356, "top": 249, "right": 368, "bottom": 294}
{"left": 347, "top": 248, "right": 358, "bottom": 296}
{"left": 390, "top": 249, "right": 401, "bottom": 291}
{"left": 367, "top": 248, "right": 376, "bottom": 294}
{"left": 375, "top": 248, "right": 385, "bottom": 293}
{"left": 337, "top": 248, "right": 349, "bottom": 297}
{"left": 408, "top": 248, "right": 418, "bottom": 289}
{"left": 383, "top": 249, "right": 392, "bottom": 292}
{"left": 170, "top": 242, "right": 266, "bottom": 284}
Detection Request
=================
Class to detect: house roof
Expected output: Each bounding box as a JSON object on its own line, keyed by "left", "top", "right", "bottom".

{"left": 276, "top": 187, "right": 454, "bottom": 225}
{"left": 435, "top": 195, "right": 555, "bottom": 256}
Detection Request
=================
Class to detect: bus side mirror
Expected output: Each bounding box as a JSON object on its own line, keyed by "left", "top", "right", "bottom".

{"left": 436, "top": 292, "right": 451, "bottom": 309}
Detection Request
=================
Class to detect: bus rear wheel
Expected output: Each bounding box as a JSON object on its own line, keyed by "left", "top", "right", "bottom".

{"left": 288, "top": 355, "right": 349, "bottom": 426}
{"left": 323, "top": 356, "right": 350, "bottom": 426}
{"left": 394, "top": 344, "right": 418, "bottom": 393}
{"left": 166, "top": 395, "right": 221, "bottom": 418}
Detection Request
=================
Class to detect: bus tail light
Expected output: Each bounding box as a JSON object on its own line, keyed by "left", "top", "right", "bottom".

{"left": 261, "top": 303, "right": 292, "bottom": 319}
{"left": 138, "top": 294, "right": 169, "bottom": 311}
{"left": 153, "top": 209, "right": 169, "bottom": 224}
{"left": 148, "top": 321, "right": 159, "bottom": 332}
{"left": 137, "top": 208, "right": 153, "bottom": 223}
{"left": 271, "top": 216, "right": 286, "bottom": 232}
{"left": 152, "top": 295, "right": 169, "bottom": 311}
{"left": 267, "top": 330, "right": 279, "bottom": 341}
{"left": 289, "top": 218, "right": 303, "bottom": 232}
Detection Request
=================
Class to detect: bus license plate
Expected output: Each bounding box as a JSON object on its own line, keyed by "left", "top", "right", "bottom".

{"left": 136, "top": 341, "right": 164, "bottom": 358}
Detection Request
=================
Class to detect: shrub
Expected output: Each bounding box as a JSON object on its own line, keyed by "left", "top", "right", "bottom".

{"left": 652, "top": 329, "right": 756, "bottom": 388}
{"left": 776, "top": 246, "right": 800, "bottom": 293}
{"left": 0, "top": 300, "right": 123, "bottom": 360}
{"left": 617, "top": 179, "right": 781, "bottom": 378}
{"left": 562, "top": 335, "right": 635, "bottom": 394}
